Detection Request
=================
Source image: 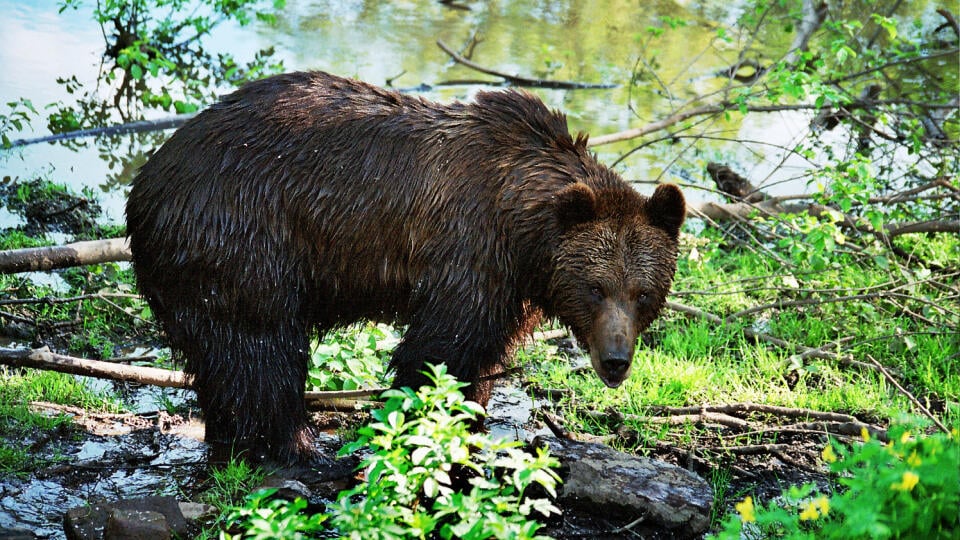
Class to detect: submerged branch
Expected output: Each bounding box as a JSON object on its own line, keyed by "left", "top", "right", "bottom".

{"left": 436, "top": 39, "right": 617, "bottom": 90}
{"left": 7, "top": 114, "right": 195, "bottom": 148}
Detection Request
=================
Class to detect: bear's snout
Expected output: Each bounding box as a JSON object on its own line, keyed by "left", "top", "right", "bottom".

{"left": 589, "top": 301, "right": 638, "bottom": 388}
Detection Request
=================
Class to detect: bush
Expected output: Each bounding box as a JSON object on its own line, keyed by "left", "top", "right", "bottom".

{"left": 221, "top": 364, "right": 561, "bottom": 539}
{"left": 711, "top": 422, "right": 960, "bottom": 539}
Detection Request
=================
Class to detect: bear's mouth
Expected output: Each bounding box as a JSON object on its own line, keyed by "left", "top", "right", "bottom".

{"left": 588, "top": 349, "right": 632, "bottom": 389}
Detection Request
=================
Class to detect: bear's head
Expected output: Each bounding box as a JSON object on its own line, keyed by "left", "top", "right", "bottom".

{"left": 548, "top": 182, "right": 685, "bottom": 388}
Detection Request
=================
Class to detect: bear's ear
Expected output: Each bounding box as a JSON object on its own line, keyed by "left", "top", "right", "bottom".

{"left": 555, "top": 182, "right": 597, "bottom": 231}
{"left": 646, "top": 183, "right": 686, "bottom": 237}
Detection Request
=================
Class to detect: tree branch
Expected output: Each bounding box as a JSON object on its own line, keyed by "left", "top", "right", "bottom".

{"left": 0, "top": 346, "right": 384, "bottom": 406}
{"left": 436, "top": 39, "right": 616, "bottom": 90}
{"left": 7, "top": 114, "right": 195, "bottom": 148}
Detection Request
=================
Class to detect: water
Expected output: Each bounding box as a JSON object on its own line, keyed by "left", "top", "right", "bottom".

{"left": 0, "top": 0, "right": 832, "bottom": 231}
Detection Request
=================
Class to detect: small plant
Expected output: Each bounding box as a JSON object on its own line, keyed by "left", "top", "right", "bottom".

{"left": 330, "top": 363, "right": 561, "bottom": 540}
{"left": 711, "top": 421, "right": 960, "bottom": 539}
{"left": 307, "top": 323, "right": 398, "bottom": 391}
{"left": 201, "top": 458, "right": 267, "bottom": 514}
{"left": 220, "top": 488, "right": 327, "bottom": 539}
{"left": 215, "top": 365, "right": 561, "bottom": 539}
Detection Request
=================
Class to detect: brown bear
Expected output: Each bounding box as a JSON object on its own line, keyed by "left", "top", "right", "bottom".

{"left": 126, "top": 71, "right": 685, "bottom": 465}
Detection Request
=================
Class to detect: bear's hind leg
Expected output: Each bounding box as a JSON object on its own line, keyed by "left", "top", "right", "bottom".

{"left": 178, "top": 318, "right": 315, "bottom": 465}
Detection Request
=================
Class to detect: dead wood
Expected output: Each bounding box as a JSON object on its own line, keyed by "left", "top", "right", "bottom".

{"left": 0, "top": 346, "right": 189, "bottom": 388}
{"left": 648, "top": 402, "right": 859, "bottom": 423}
{"left": 7, "top": 114, "right": 195, "bottom": 149}
{"left": 784, "top": 0, "right": 829, "bottom": 65}
{"left": 0, "top": 238, "right": 131, "bottom": 274}
{"left": 0, "top": 346, "right": 385, "bottom": 406}
{"left": 865, "top": 354, "right": 951, "bottom": 435}
{"left": 706, "top": 163, "right": 768, "bottom": 202}
{"left": 667, "top": 300, "right": 881, "bottom": 372}
{"left": 703, "top": 162, "right": 960, "bottom": 270}
{"left": 436, "top": 39, "right": 616, "bottom": 90}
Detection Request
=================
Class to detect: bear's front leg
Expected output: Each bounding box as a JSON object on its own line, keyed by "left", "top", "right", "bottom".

{"left": 389, "top": 300, "right": 520, "bottom": 407}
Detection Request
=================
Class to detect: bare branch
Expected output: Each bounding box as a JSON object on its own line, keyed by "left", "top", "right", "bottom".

{"left": 0, "top": 346, "right": 189, "bottom": 388}
{"left": 7, "top": 114, "right": 195, "bottom": 149}
{"left": 436, "top": 40, "right": 616, "bottom": 90}
{"left": 0, "top": 346, "right": 385, "bottom": 406}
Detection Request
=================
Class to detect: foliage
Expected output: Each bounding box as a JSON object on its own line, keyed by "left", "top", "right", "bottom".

{"left": 216, "top": 366, "right": 560, "bottom": 539}
{"left": 307, "top": 323, "right": 398, "bottom": 391}
{"left": 331, "top": 364, "right": 560, "bottom": 540}
{"left": 220, "top": 489, "right": 327, "bottom": 539}
{"left": 711, "top": 421, "right": 960, "bottom": 539}
{"left": 0, "top": 99, "right": 38, "bottom": 148}
{"left": 0, "top": 258, "right": 152, "bottom": 359}
{"left": 0, "top": 0, "right": 286, "bottom": 149}
{"left": 50, "top": 0, "right": 286, "bottom": 125}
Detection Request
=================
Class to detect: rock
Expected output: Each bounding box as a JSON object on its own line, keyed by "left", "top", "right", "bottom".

{"left": 105, "top": 509, "right": 169, "bottom": 540}
{"left": 63, "top": 496, "right": 189, "bottom": 540}
{"left": 178, "top": 502, "right": 216, "bottom": 522}
{"left": 533, "top": 435, "right": 713, "bottom": 535}
{"left": 0, "top": 527, "right": 38, "bottom": 539}
{"left": 259, "top": 475, "right": 314, "bottom": 501}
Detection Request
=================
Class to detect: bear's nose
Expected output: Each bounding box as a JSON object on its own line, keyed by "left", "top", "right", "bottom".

{"left": 601, "top": 356, "right": 630, "bottom": 380}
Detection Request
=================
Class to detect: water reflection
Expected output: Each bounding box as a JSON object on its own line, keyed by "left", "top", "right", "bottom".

{"left": 0, "top": 0, "right": 772, "bottom": 228}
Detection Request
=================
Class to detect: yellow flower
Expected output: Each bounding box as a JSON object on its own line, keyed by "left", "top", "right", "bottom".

{"left": 906, "top": 450, "right": 922, "bottom": 468}
{"left": 861, "top": 426, "right": 871, "bottom": 442}
{"left": 891, "top": 471, "right": 920, "bottom": 491}
{"left": 736, "top": 496, "right": 756, "bottom": 523}
{"left": 821, "top": 444, "right": 837, "bottom": 463}
{"left": 799, "top": 496, "right": 830, "bottom": 521}
{"left": 900, "top": 431, "right": 911, "bottom": 444}
{"left": 799, "top": 501, "right": 820, "bottom": 521}
{"left": 813, "top": 495, "right": 830, "bottom": 516}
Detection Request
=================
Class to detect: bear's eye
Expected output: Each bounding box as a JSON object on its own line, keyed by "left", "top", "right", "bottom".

{"left": 636, "top": 291, "right": 651, "bottom": 305}
{"left": 589, "top": 286, "right": 604, "bottom": 302}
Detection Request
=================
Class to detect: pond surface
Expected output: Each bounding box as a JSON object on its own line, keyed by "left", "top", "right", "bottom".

{"left": 0, "top": 0, "right": 846, "bottom": 230}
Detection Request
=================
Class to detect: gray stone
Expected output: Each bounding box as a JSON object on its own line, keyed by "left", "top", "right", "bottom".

{"left": 63, "top": 495, "right": 189, "bottom": 540}
{"left": 533, "top": 435, "right": 713, "bottom": 535}
{"left": 0, "top": 527, "right": 38, "bottom": 540}
{"left": 105, "top": 509, "right": 169, "bottom": 540}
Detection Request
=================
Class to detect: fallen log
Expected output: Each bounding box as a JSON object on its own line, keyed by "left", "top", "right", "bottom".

{"left": 0, "top": 346, "right": 188, "bottom": 388}
{"left": 0, "top": 346, "right": 385, "bottom": 405}
{"left": 534, "top": 434, "right": 713, "bottom": 536}
{"left": 0, "top": 238, "right": 131, "bottom": 274}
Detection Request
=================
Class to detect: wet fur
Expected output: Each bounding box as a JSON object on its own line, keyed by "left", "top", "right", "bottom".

{"left": 126, "top": 71, "right": 684, "bottom": 463}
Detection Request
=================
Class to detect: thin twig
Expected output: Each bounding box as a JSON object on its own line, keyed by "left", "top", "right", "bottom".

{"left": 865, "top": 354, "right": 951, "bottom": 435}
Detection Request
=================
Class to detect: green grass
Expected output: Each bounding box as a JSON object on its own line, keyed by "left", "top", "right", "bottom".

{"left": 0, "top": 229, "right": 53, "bottom": 250}
{"left": 0, "top": 368, "right": 123, "bottom": 474}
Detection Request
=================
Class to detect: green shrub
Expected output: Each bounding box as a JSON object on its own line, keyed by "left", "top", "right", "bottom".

{"left": 220, "top": 364, "right": 561, "bottom": 539}
{"left": 307, "top": 323, "right": 398, "bottom": 391}
{"left": 711, "top": 421, "right": 960, "bottom": 539}
{"left": 331, "top": 363, "right": 560, "bottom": 539}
